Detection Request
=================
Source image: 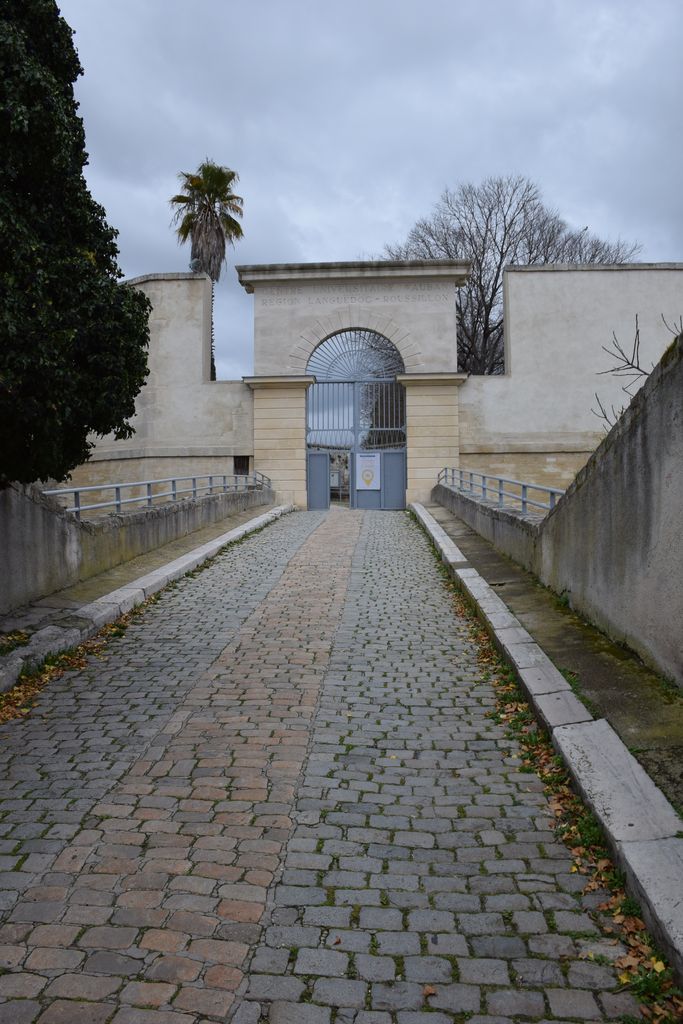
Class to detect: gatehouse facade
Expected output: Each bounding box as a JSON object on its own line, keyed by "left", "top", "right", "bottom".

{"left": 239, "top": 260, "right": 469, "bottom": 507}
{"left": 69, "top": 260, "right": 683, "bottom": 508}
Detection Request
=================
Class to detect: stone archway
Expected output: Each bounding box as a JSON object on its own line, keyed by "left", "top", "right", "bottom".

{"left": 305, "top": 329, "right": 407, "bottom": 510}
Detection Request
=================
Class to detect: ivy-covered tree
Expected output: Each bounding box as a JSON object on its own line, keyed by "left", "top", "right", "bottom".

{"left": 0, "top": 0, "right": 151, "bottom": 485}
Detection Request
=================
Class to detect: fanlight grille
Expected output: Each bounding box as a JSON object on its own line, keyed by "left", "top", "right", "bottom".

{"left": 307, "top": 329, "right": 405, "bottom": 382}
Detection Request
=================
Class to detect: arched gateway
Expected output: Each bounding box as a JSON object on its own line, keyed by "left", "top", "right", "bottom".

{"left": 238, "top": 260, "right": 470, "bottom": 508}
{"left": 306, "top": 329, "right": 407, "bottom": 509}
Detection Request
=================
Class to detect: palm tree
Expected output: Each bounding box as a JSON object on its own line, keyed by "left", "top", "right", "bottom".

{"left": 170, "top": 160, "right": 244, "bottom": 379}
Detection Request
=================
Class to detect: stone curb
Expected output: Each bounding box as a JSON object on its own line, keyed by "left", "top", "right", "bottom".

{"left": 411, "top": 501, "right": 683, "bottom": 979}
{"left": 0, "top": 504, "right": 294, "bottom": 694}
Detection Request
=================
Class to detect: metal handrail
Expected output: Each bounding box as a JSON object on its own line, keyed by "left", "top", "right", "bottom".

{"left": 437, "top": 467, "right": 564, "bottom": 515}
{"left": 44, "top": 471, "right": 271, "bottom": 519}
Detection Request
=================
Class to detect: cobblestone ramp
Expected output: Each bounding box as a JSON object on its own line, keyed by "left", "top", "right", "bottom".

{"left": 0, "top": 509, "right": 342, "bottom": 1023}
{"left": 235, "top": 512, "right": 638, "bottom": 1024}
{"left": 0, "top": 510, "right": 639, "bottom": 1024}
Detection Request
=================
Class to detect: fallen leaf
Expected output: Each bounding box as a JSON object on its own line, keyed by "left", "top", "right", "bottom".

{"left": 423, "top": 985, "right": 436, "bottom": 997}
{"left": 615, "top": 954, "right": 640, "bottom": 970}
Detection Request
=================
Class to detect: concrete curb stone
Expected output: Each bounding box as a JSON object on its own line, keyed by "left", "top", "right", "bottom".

{"left": 533, "top": 689, "right": 593, "bottom": 729}
{"left": 553, "top": 720, "right": 682, "bottom": 843}
{"left": 617, "top": 838, "right": 683, "bottom": 969}
{"left": 0, "top": 504, "right": 294, "bottom": 693}
{"left": 517, "top": 664, "right": 572, "bottom": 697}
{"left": 410, "top": 501, "right": 683, "bottom": 980}
{"left": 411, "top": 503, "right": 468, "bottom": 568}
{"left": 0, "top": 652, "right": 24, "bottom": 693}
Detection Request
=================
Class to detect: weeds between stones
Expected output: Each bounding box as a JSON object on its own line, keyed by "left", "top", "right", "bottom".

{"left": 449, "top": 584, "right": 683, "bottom": 1023}
{"left": 0, "top": 594, "right": 160, "bottom": 727}
{"left": 0, "top": 629, "right": 30, "bottom": 656}
{"left": 0, "top": 517, "right": 280, "bottom": 728}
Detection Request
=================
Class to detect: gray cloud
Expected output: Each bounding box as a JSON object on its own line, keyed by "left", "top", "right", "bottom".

{"left": 59, "top": 0, "right": 682, "bottom": 378}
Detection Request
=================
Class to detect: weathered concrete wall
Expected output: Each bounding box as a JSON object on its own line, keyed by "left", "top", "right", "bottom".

{"left": 540, "top": 335, "right": 683, "bottom": 683}
{"left": 458, "top": 264, "right": 683, "bottom": 488}
{"left": 433, "top": 483, "right": 542, "bottom": 576}
{"left": 0, "top": 483, "right": 273, "bottom": 615}
{"left": 1, "top": 486, "right": 83, "bottom": 615}
{"left": 434, "top": 335, "right": 683, "bottom": 685}
{"left": 72, "top": 273, "right": 254, "bottom": 486}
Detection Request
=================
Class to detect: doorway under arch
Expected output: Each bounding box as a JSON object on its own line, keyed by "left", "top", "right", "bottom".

{"left": 306, "top": 329, "right": 407, "bottom": 510}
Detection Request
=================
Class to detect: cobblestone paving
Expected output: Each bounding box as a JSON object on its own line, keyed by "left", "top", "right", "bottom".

{"left": 234, "top": 513, "right": 637, "bottom": 1024}
{"left": 0, "top": 510, "right": 638, "bottom": 1024}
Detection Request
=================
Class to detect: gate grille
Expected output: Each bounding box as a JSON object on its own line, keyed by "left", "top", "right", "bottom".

{"left": 307, "top": 380, "right": 405, "bottom": 450}
{"left": 306, "top": 329, "right": 406, "bottom": 452}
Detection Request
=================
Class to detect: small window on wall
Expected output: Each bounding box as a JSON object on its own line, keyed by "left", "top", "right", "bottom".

{"left": 234, "top": 456, "right": 250, "bottom": 475}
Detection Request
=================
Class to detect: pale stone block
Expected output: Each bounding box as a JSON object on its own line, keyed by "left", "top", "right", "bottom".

{"left": 410, "top": 451, "right": 459, "bottom": 462}
{"left": 516, "top": 665, "right": 571, "bottom": 696}
{"left": 408, "top": 425, "right": 458, "bottom": 438}
{"left": 533, "top": 691, "right": 593, "bottom": 729}
{"left": 261, "top": 429, "right": 305, "bottom": 447}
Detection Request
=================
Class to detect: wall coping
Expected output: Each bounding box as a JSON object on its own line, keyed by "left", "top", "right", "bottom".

{"left": 82, "top": 446, "right": 249, "bottom": 461}
{"left": 505, "top": 263, "right": 683, "bottom": 274}
{"left": 125, "top": 272, "right": 210, "bottom": 286}
{"left": 236, "top": 259, "right": 471, "bottom": 291}
{"left": 243, "top": 375, "right": 316, "bottom": 389}
{"left": 398, "top": 373, "right": 468, "bottom": 387}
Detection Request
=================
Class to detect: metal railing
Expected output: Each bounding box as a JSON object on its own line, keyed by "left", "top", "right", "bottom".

{"left": 437, "top": 467, "right": 564, "bottom": 515}
{"left": 44, "top": 472, "right": 271, "bottom": 519}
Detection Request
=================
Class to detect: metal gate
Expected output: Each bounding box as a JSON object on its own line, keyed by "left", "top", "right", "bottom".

{"left": 305, "top": 330, "right": 407, "bottom": 511}
{"left": 307, "top": 451, "right": 330, "bottom": 511}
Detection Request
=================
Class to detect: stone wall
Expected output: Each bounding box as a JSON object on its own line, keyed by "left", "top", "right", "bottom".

{"left": 0, "top": 483, "right": 273, "bottom": 615}
{"left": 248, "top": 380, "right": 311, "bottom": 507}
{"left": 66, "top": 262, "right": 683, "bottom": 502}
{"left": 458, "top": 264, "right": 683, "bottom": 489}
{"left": 402, "top": 377, "right": 463, "bottom": 503}
{"left": 458, "top": 452, "right": 591, "bottom": 491}
{"left": 433, "top": 335, "right": 683, "bottom": 685}
{"left": 69, "top": 273, "right": 254, "bottom": 487}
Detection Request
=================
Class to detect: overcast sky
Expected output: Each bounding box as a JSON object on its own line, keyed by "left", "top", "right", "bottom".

{"left": 58, "top": 0, "right": 682, "bottom": 379}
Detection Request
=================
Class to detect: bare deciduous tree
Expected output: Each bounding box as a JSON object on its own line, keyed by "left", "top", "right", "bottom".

{"left": 385, "top": 175, "right": 641, "bottom": 374}
{"left": 592, "top": 314, "right": 683, "bottom": 428}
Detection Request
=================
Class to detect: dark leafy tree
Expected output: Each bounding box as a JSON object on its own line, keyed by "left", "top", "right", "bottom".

{"left": 170, "top": 160, "right": 243, "bottom": 379}
{"left": 0, "top": 0, "right": 150, "bottom": 486}
{"left": 385, "top": 175, "right": 641, "bottom": 374}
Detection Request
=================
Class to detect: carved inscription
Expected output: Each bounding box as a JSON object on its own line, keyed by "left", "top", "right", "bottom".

{"left": 260, "top": 282, "right": 452, "bottom": 308}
